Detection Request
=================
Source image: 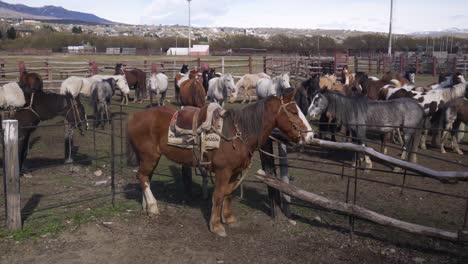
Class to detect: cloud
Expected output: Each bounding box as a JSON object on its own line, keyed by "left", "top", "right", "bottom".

{"left": 140, "top": 0, "right": 235, "bottom": 25}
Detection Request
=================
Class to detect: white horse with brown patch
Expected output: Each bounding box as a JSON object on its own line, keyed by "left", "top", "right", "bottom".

{"left": 0, "top": 82, "right": 26, "bottom": 109}
{"left": 236, "top": 72, "right": 271, "bottom": 103}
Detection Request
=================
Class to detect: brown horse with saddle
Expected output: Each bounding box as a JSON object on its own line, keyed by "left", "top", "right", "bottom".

{"left": 127, "top": 89, "right": 314, "bottom": 236}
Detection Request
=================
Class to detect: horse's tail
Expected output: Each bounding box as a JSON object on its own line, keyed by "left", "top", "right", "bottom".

{"left": 126, "top": 114, "right": 139, "bottom": 166}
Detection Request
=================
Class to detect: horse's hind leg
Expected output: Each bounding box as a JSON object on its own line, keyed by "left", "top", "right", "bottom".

{"left": 137, "top": 154, "right": 161, "bottom": 215}
{"left": 161, "top": 90, "right": 167, "bottom": 106}
{"left": 451, "top": 120, "right": 464, "bottom": 155}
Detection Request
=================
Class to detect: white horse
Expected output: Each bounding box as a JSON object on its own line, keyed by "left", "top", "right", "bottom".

{"left": 236, "top": 72, "right": 271, "bottom": 103}
{"left": 147, "top": 73, "right": 169, "bottom": 106}
{"left": 255, "top": 73, "right": 291, "bottom": 100}
{"left": 0, "top": 82, "right": 26, "bottom": 109}
{"left": 207, "top": 73, "right": 237, "bottom": 107}
{"left": 60, "top": 75, "right": 130, "bottom": 105}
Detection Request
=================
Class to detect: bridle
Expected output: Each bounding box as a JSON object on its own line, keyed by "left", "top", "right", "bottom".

{"left": 277, "top": 99, "right": 308, "bottom": 141}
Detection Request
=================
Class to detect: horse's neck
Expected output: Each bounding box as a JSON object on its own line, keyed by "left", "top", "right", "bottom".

{"left": 34, "top": 95, "right": 65, "bottom": 120}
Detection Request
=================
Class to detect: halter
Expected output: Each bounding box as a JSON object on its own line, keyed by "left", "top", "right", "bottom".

{"left": 20, "top": 92, "right": 41, "bottom": 120}
{"left": 277, "top": 99, "right": 308, "bottom": 141}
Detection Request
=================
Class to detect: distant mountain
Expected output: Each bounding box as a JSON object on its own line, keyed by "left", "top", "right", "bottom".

{"left": 410, "top": 28, "right": 468, "bottom": 37}
{"left": 0, "top": 1, "right": 113, "bottom": 24}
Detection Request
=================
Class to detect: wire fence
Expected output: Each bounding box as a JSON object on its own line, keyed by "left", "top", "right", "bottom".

{"left": 1, "top": 96, "right": 468, "bottom": 253}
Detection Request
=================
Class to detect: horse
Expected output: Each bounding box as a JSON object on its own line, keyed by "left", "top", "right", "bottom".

{"left": 256, "top": 73, "right": 291, "bottom": 100}
{"left": 90, "top": 78, "right": 116, "bottom": 129}
{"left": 174, "top": 64, "right": 189, "bottom": 104}
{"left": 0, "top": 91, "right": 87, "bottom": 171}
{"left": 340, "top": 65, "right": 354, "bottom": 85}
{"left": 403, "top": 70, "right": 416, "bottom": 84}
{"left": 430, "top": 72, "right": 466, "bottom": 89}
{"left": 308, "top": 90, "right": 424, "bottom": 169}
{"left": 148, "top": 73, "right": 169, "bottom": 106}
{"left": 202, "top": 68, "right": 219, "bottom": 93}
{"left": 60, "top": 75, "right": 130, "bottom": 104}
{"left": 126, "top": 89, "right": 314, "bottom": 236}
{"left": 236, "top": 72, "right": 271, "bottom": 103}
{"left": 439, "top": 98, "right": 468, "bottom": 155}
{"left": 115, "top": 64, "right": 147, "bottom": 103}
{"left": 0, "top": 82, "right": 26, "bottom": 109}
{"left": 19, "top": 71, "right": 43, "bottom": 98}
{"left": 179, "top": 70, "right": 206, "bottom": 108}
{"left": 207, "top": 73, "right": 237, "bottom": 107}
{"left": 387, "top": 82, "right": 467, "bottom": 149}
{"left": 352, "top": 73, "right": 393, "bottom": 100}
{"left": 382, "top": 71, "right": 410, "bottom": 87}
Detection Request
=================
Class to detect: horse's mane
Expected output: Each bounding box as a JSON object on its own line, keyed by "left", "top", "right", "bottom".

{"left": 223, "top": 98, "right": 266, "bottom": 141}
{"left": 324, "top": 91, "right": 368, "bottom": 124}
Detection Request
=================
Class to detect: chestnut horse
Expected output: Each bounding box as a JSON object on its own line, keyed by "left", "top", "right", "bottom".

{"left": 115, "top": 64, "right": 146, "bottom": 103}
{"left": 19, "top": 71, "right": 43, "bottom": 99}
{"left": 179, "top": 70, "right": 206, "bottom": 108}
{"left": 127, "top": 90, "right": 314, "bottom": 236}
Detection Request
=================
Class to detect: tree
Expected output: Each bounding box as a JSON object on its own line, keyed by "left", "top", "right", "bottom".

{"left": 6, "top": 27, "right": 16, "bottom": 40}
{"left": 72, "top": 26, "right": 83, "bottom": 34}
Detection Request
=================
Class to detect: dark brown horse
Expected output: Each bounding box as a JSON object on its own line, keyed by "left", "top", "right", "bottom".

{"left": 19, "top": 71, "right": 43, "bottom": 99}
{"left": 179, "top": 70, "right": 206, "bottom": 108}
{"left": 351, "top": 73, "right": 392, "bottom": 100}
{"left": 0, "top": 91, "right": 87, "bottom": 172}
{"left": 115, "top": 64, "right": 146, "bottom": 103}
{"left": 174, "top": 64, "right": 189, "bottom": 104}
{"left": 127, "top": 90, "right": 314, "bottom": 236}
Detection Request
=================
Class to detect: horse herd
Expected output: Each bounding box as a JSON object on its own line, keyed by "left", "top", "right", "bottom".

{"left": 0, "top": 61, "right": 467, "bottom": 237}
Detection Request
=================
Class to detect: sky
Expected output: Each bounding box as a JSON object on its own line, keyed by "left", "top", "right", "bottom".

{"left": 4, "top": 0, "right": 468, "bottom": 34}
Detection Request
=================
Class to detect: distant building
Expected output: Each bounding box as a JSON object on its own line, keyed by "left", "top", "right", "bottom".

{"left": 67, "top": 46, "right": 96, "bottom": 54}
{"left": 167, "top": 45, "right": 210, "bottom": 56}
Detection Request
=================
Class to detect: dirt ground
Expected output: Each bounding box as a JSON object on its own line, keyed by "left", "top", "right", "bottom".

{"left": 1, "top": 73, "right": 468, "bottom": 263}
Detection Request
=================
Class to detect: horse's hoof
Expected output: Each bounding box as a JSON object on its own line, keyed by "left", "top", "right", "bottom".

{"left": 147, "top": 203, "right": 160, "bottom": 216}
{"left": 210, "top": 225, "right": 227, "bottom": 237}
{"left": 441, "top": 149, "right": 446, "bottom": 154}
{"left": 420, "top": 145, "right": 427, "bottom": 150}
{"left": 64, "top": 158, "right": 74, "bottom": 164}
{"left": 393, "top": 167, "right": 402, "bottom": 173}
{"left": 457, "top": 150, "right": 464, "bottom": 155}
{"left": 223, "top": 215, "right": 237, "bottom": 226}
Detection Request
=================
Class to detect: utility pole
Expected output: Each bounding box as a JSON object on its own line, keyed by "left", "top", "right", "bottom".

{"left": 187, "top": 0, "right": 192, "bottom": 56}
{"left": 387, "top": 0, "right": 393, "bottom": 56}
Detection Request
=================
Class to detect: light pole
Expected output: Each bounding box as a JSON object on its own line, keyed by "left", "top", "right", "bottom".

{"left": 387, "top": 0, "right": 393, "bottom": 56}
{"left": 187, "top": 0, "right": 192, "bottom": 56}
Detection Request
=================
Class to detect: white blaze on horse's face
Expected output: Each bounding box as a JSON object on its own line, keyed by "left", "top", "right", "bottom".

{"left": 409, "top": 73, "right": 416, "bottom": 84}
{"left": 307, "top": 93, "right": 326, "bottom": 119}
{"left": 296, "top": 104, "right": 314, "bottom": 144}
{"left": 282, "top": 73, "right": 291, "bottom": 89}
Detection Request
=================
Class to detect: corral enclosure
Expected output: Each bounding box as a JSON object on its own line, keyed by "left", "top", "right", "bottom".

{"left": 0, "top": 53, "right": 468, "bottom": 263}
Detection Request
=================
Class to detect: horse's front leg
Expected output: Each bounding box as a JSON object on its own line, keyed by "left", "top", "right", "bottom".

{"left": 222, "top": 172, "right": 241, "bottom": 227}
{"left": 210, "top": 169, "right": 231, "bottom": 237}
{"left": 161, "top": 91, "right": 167, "bottom": 106}
{"left": 64, "top": 124, "right": 74, "bottom": 164}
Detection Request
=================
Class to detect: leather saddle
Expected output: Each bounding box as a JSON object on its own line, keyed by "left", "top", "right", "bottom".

{"left": 171, "top": 103, "right": 225, "bottom": 137}
{"left": 168, "top": 103, "right": 225, "bottom": 166}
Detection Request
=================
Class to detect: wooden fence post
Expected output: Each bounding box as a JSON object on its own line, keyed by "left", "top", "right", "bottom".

{"left": 433, "top": 56, "right": 437, "bottom": 77}
{"left": 2, "top": 120, "right": 21, "bottom": 231}
{"left": 248, "top": 56, "right": 253, "bottom": 74}
{"left": 18, "top": 61, "right": 25, "bottom": 75}
{"left": 151, "top": 63, "right": 158, "bottom": 74}
{"left": 399, "top": 55, "right": 404, "bottom": 73}
{"left": 354, "top": 57, "right": 358, "bottom": 73}
{"left": 197, "top": 57, "right": 201, "bottom": 68}
{"left": 452, "top": 57, "right": 457, "bottom": 74}
{"left": 383, "top": 56, "right": 387, "bottom": 73}
{"left": 45, "top": 59, "right": 51, "bottom": 80}
{"left": 0, "top": 59, "right": 5, "bottom": 79}
{"left": 368, "top": 56, "right": 371, "bottom": 73}
{"left": 221, "top": 57, "right": 225, "bottom": 74}
{"left": 415, "top": 57, "right": 420, "bottom": 73}
{"left": 263, "top": 56, "right": 267, "bottom": 74}
{"left": 89, "top": 61, "right": 98, "bottom": 75}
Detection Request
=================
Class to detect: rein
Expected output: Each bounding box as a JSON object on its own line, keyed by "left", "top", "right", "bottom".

{"left": 20, "top": 93, "right": 41, "bottom": 120}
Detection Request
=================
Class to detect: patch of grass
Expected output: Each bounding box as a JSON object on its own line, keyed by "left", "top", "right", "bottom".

{"left": 0, "top": 199, "right": 139, "bottom": 242}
